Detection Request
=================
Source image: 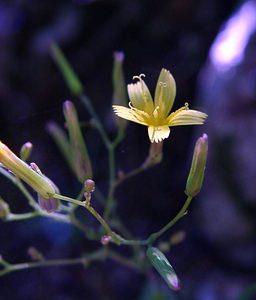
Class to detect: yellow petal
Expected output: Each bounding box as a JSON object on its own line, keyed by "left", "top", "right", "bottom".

{"left": 148, "top": 126, "right": 170, "bottom": 143}
{"left": 154, "top": 69, "right": 176, "bottom": 117}
{"left": 167, "top": 109, "right": 208, "bottom": 126}
{"left": 112, "top": 105, "right": 148, "bottom": 126}
{"left": 127, "top": 78, "right": 154, "bottom": 114}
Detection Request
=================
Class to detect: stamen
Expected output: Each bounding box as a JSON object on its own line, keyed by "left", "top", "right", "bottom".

{"left": 128, "top": 101, "right": 133, "bottom": 109}
{"left": 132, "top": 74, "right": 146, "bottom": 81}
{"left": 129, "top": 102, "right": 150, "bottom": 119}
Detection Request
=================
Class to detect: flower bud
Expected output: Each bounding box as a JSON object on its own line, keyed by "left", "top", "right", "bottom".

{"left": 20, "top": 142, "right": 33, "bottom": 161}
{"left": 63, "top": 101, "right": 93, "bottom": 183}
{"left": 84, "top": 179, "right": 95, "bottom": 193}
{"left": 50, "top": 42, "right": 83, "bottom": 96}
{"left": 46, "top": 122, "right": 74, "bottom": 173}
{"left": 0, "top": 197, "right": 10, "bottom": 219}
{"left": 101, "top": 235, "right": 112, "bottom": 245}
{"left": 112, "top": 51, "right": 128, "bottom": 130}
{"left": 38, "top": 195, "right": 60, "bottom": 213}
{"left": 143, "top": 141, "right": 163, "bottom": 168}
{"left": 170, "top": 230, "right": 186, "bottom": 246}
{"left": 27, "top": 247, "right": 44, "bottom": 261}
{"left": 0, "top": 141, "right": 56, "bottom": 199}
{"left": 147, "top": 247, "right": 181, "bottom": 290}
{"left": 185, "top": 133, "right": 208, "bottom": 197}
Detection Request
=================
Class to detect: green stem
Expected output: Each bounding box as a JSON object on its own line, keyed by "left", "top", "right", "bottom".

{"left": 79, "top": 94, "right": 118, "bottom": 219}
{"left": 104, "top": 143, "right": 116, "bottom": 219}
{"left": 53, "top": 193, "right": 194, "bottom": 246}
{"left": 7, "top": 212, "right": 40, "bottom": 221}
{"left": 53, "top": 194, "right": 122, "bottom": 244}
{"left": 80, "top": 94, "right": 110, "bottom": 147}
{"left": 106, "top": 249, "right": 142, "bottom": 271}
{"left": 15, "top": 179, "right": 38, "bottom": 209}
{"left": 114, "top": 165, "right": 146, "bottom": 187}
{"left": 53, "top": 194, "right": 85, "bottom": 206}
{"left": 0, "top": 167, "right": 39, "bottom": 209}
{"left": 0, "top": 249, "right": 106, "bottom": 277}
{"left": 147, "top": 196, "right": 193, "bottom": 244}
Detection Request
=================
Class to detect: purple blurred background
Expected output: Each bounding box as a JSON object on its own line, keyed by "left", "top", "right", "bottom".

{"left": 1, "top": 0, "right": 256, "bottom": 299}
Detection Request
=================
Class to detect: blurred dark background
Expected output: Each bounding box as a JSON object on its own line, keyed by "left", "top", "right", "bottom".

{"left": 1, "top": 0, "right": 256, "bottom": 299}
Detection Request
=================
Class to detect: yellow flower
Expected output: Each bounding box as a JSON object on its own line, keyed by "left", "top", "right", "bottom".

{"left": 113, "top": 69, "right": 207, "bottom": 143}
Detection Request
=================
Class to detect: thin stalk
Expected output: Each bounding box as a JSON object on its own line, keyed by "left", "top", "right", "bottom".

{"left": 53, "top": 193, "right": 194, "bottom": 246}
{"left": 107, "top": 249, "right": 142, "bottom": 271}
{"left": 7, "top": 212, "right": 40, "bottom": 221}
{"left": 79, "top": 94, "right": 110, "bottom": 147}
{"left": 0, "top": 167, "right": 39, "bottom": 209}
{"left": 53, "top": 194, "right": 85, "bottom": 206}
{"left": 104, "top": 143, "right": 116, "bottom": 219}
{"left": 15, "top": 179, "right": 38, "bottom": 209}
{"left": 146, "top": 196, "right": 193, "bottom": 244}
{"left": 53, "top": 194, "right": 122, "bottom": 244}
{"left": 114, "top": 165, "right": 146, "bottom": 187}
{"left": 0, "top": 249, "right": 106, "bottom": 277}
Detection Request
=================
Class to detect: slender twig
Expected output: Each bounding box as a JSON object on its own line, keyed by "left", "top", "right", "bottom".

{"left": 114, "top": 165, "right": 146, "bottom": 187}
{"left": 53, "top": 194, "right": 122, "bottom": 244}
{"left": 146, "top": 196, "right": 193, "bottom": 245}
{"left": 104, "top": 143, "right": 116, "bottom": 220}
{"left": 6, "top": 212, "right": 40, "bottom": 221}
{"left": 80, "top": 94, "right": 110, "bottom": 147}
{"left": 0, "top": 249, "right": 106, "bottom": 277}
{"left": 106, "top": 249, "right": 142, "bottom": 271}
{"left": 53, "top": 193, "right": 194, "bottom": 247}
{"left": 0, "top": 167, "right": 37, "bottom": 209}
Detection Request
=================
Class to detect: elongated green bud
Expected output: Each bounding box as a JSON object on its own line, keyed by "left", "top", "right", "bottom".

{"left": 185, "top": 133, "right": 208, "bottom": 197}
{"left": 147, "top": 247, "right": 181, "bottom": 290}
{"left": 63, "top": 101, "right": 92, "bottom": 182}
{"left": 46, "top": 122, "right": 74, "bottom": 173}
{"left": 50, "top": 42, "right": 83, "bottom": 96}
{"left": 0, "top": 141, "right": 56, "bottom": 198}
{"left": 112, "top": 52, "right": 128, "bottom": 130}
{"left": 20, "top": 142, "right": 33, "bottom": 161}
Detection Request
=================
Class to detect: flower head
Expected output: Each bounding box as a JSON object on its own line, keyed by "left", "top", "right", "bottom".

{"left": 113, "top": 69, "right": 207, "bottom": 143}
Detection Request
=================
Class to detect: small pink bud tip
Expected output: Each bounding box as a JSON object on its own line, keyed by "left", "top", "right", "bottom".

{"left": 84, "top": 179, "right": 95, "bottom": 193}
{"left": 101, "top": 235, "right": 112, "bottom": 245}
{"left": 114, "top": 51, "right": 124, "bottom": 62}
{"left": 166, "top": 273, "right": 181, "bottom": 291}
